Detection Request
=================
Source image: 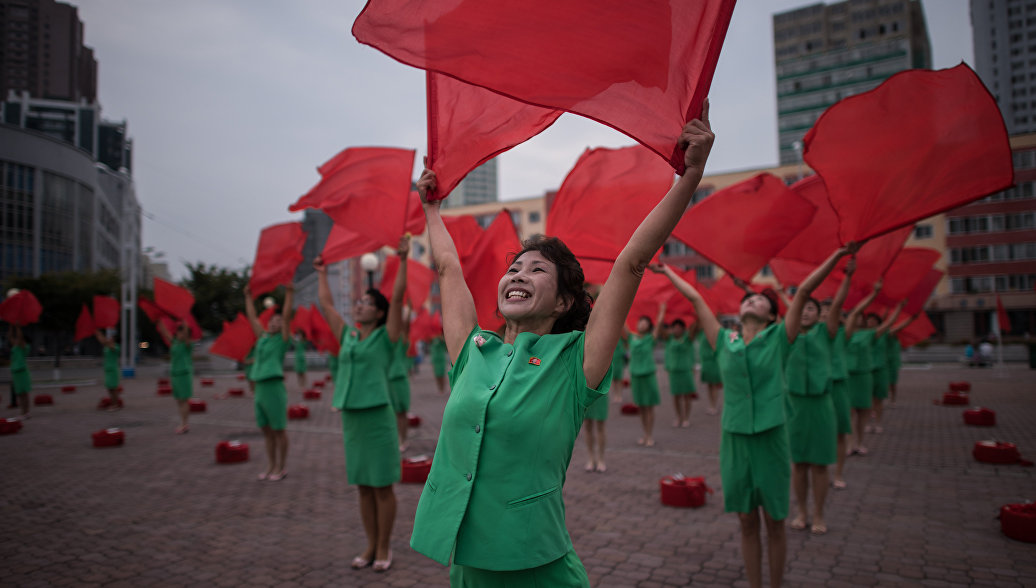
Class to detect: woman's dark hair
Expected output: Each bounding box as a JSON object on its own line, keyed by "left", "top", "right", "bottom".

{"left": 508, "top": 235, "right": 591, "bottom": 334}
{"left": 865, "top": 312, "right": 881, "bottom": 325}
{"left": 741, "top": 289, "right": 779, "bottom": 325}
{"left": 671, "top": 318, "right": 686, "bottom": 329}
{"left": 804, "top": 297, "right": 821, "bottom": 315}
{"left": 638, "top": 315, "right": 653, "bottom": 330}
{"left": 366, "top": 288, "right": 390, "bottom": 327}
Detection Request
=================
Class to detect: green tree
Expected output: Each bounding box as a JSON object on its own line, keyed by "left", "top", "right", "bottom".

{"left": 181, "top": 263, "right": 249, "bottom": 333}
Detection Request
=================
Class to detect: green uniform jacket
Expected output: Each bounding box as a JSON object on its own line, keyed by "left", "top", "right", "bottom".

{"left": 847, "top": 329, "right": 875, "bottom": 374}
{"left": 785, "top": 325, "right": 831, "bottom": 397}
{"left": 887, "top": 337, "right": 902, "bottom": 372}
{"left": 610, "top": 339, "right": 626, "bottom": 376}
{"left": 103, "top": 345, "right": 120, "bottom": 389}
{"left": 333, "top": 325, "right": 391, "bottom": 410}
{"left": 830, "top": 326, "right": 849, "bottom": 381}
{"left": 252, "top": 334, "right": 289, "bottom": 382}
{"left": 388, "top": 338, "right": 410, "bottom": 381}
{"left": 170, "top": 341, "right": 193, "bottom": 377}
{"left": 716, "top": 323, "right": 791, "bottom": 435}
{"left": 293, "top": 338, "right": 307, "bottom": 374}
{"left": 410, "top": 327, "right": 610, "bottom": 570}
{"left": 871, "top": 333, "right": 889, "bottom": 371}
{"left": 628, "top": 333, "right": 655, "bottom": 376}
{"left": 663, "top": 332, "right": 695, "bottom": 373}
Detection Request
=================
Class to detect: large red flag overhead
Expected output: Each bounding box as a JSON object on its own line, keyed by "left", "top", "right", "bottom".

{"left": 378, "top": 255, "right": 436, "bottom": 310}
{"left": 209, "top": 313, "right": 257, "bottom": 362}
{"left": 92, "top": 295, "right": 120, "bottom": 329}
{"left": 462, "top": 209, "right": 522, "bottom": 330}
{"left": 996, "top": 294, "right": 1012, "bottom": 334}
{"left": 775, "top": 175, "right": 841, "bottom": 264}
{"left": 74, "top": 304, "right": 95, "bottom": 342}
{"left": 321, "top": 224, "right": 381, "bottom": 265}
{"left": 249, "top": 222, "right": 307, "bottom": 296}
{"left": 803, "top": 64, "right": 1014, "bottom": 243}
{"left": 844, "top": 226, "right": 914, "bottom": 306}
{"left": 442, "top": 214, "right": 484, "bottom": 259}
{"left": 153, "top": 277, "right": 194, "bottom": 321}
{"left": 308, "top": 304, "right": 341, "bottom": 355}
{"left": 898, "top": 311, "right": 936, "bottom": 348}
{"left": 698, "top": 275, "right": 745, "bottom": 317}
{"left": 672, "top": 173, "right": 818, "bottom": 283}
{"left": 903, "top": 269, "right": 943, "bottom": 315}
{"left": 427, "top": 72, "right": 561, "bottom": 201}
{"left": 353, "top": 0, "right": 735, "bottom": 173}
{"left": 876, "top": 248, "right": 942, "bottom": 306}
{"left": 625, "top": 271, "right": 677, "bottom": 331}
{"left": 547, "top": 146, "right": 674, "bottom": 265}
{"left": 409, "top": 307, "right": 443, "bottom": 343}
{"left": 290, "top": 306, "right": 311, "bottom": 340}
{"left": 0, "top": 290, "right": 42, "bottom": 326}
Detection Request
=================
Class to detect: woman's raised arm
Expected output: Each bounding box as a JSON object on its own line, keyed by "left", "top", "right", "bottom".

{"left": 652, "top": 263, "right": 720, "bottom": 350}
{"left": 385, "top": 236, "right": 410, "bottom": 344}
{"left": 314, "top": 256, "right": 346, "bottom": 342}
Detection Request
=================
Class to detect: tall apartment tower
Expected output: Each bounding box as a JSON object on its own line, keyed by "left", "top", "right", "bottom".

{"left": 0, "top": 0, "right": 97, "bottom": 102}
{"left": 773, "top": 0, "right": 932, "bottom": 165}
{"left": 971, "top": 0, "right": 1036, "bottom": 134}
{"left": 441, "top": 158, "right": 498, "bottom": 211}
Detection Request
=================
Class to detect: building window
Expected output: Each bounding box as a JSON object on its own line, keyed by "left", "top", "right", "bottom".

{"left": 528, "top": 211, "right": 540, "bottom": 223}
{"left": 914, "top": 224, "right": 933, "bottom": 239}
{"left": 695, "top": 265, "right": 715, "bottom": 281}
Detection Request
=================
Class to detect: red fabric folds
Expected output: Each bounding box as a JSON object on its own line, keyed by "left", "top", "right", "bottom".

{"left": 410, "top": 308, "right": 443, "bottom": 343}
{"left": 153, "top": 278, "right": 195, "bottom": 321}
{"left": 672, "top": 173, "right": 818, "bottom": 283}
{"left": 547, "top": 146, "right": 674, "bottom": 265}
{"left": 74, "top": 305, "right": 95, "bottom": 342}
{"left": 378, "top": 256, "right": 436, "bottom": 310}
{"left": 0, "top": 290, "right": 42, "bottom": 326}
{"left": 426, "top": 71, "right": 561, "bottom": 201}
{"left": 290, "top": 306, "right": 311, "bottom": 339}
{"left": 321, "top": 224, "right": 381, "bottom": 265}
{"left": 698, "top": 275, "right": 745, "bottom": 317}
{"left": 462, "top": 210, "right": 522, "bottom": 330}
{"left": 997, "top": 295, "right": 1012, "bottom": 334}
{"left": 845, "top": 227, "right": 914, "bottom": 307}
{"left": 249, "top": 222, "right": 307, "bottom": 297}
{"left": 803, "top": 64, "right": 1015, "bottom": 243}
{"left": 903, "top": 269, "right": 943, "bottom": 316}
{"left": 210, "top": 313, "right": 257, "bottom": 362}
{"left": 353, "top": 0, "right": 735, "bottom": 173}
{"left": 876, "top": 248, "right": 941, "bottom": 306}
{"left": 92, "top": 295, "right": 120, "bottom": 329}
{"left": 443, "top": 215, "right": 484, "bottom": 259}
{"left": 776, "top": 175, "right": 841, "bottom": 264}
{"left": 290, "top": 147, "right": 422, "bottom": 249}
{"left": 898, "top": 312, "right": 936, "bottom": 348}
{"left": 308, "top": 304, "right": 341, "bottom": 355}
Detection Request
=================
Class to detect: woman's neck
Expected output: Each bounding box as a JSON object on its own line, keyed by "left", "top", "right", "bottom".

{"left": 740, "top": 316, "right": 769, "bottom": 344}
{"left": 356, "top": 321, "right": 377, "bottom": 340}
{"left": 503, "top": 317, "right": 554, "bottom": 344}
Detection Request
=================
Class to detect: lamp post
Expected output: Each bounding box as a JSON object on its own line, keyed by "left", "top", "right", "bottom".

{"left": 360, "top": 253, "right": 379, "bottom": 289}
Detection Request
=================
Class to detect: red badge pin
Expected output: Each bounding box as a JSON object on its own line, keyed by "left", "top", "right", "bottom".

{"left": 528, "top": 357, "right": 541, "bottom": 366}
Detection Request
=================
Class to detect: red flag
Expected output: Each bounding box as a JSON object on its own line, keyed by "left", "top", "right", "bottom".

{"left": 903, "top": 269, "right": 943, "bottom": 316}
{"left": 353, "top": 0, "right": 735, "bottom": 173}
{"left": 289, "top": 147, "right": 421, "bottom": 248}
{"left": 290, "top": 306, "right": 311, "bottom": 340}
{"left": 378, "top": 255, "right": 436, "bottom": 310}
{"left": 804, "top": 64, "right": 1014, "bottom": 243}
{"left": 427, "top": 71, "right": 561, "bottom": 201}
{"left": 876, "top": 248, "right": 941, "bottom": 306}
{"left": 209, "top": 313, "right": 258, "bottom": 362}
{"left": 996, "top": 295, "right": 1012, "bottom": 334}
{"left": 153, "top": 277, "right": 195, "bottom": 321}
{"left": 672, "top": 173, "right": 817, "bottom": 283}
{"left": 625, "top": 271, "right": 677, "bottom": 331}
{"left": 92, "top": 295, "right": 120, "bottom": 329}
{"left": 308, "top": 304, "right": 341, "bottom": 355}
{"left": 321, "top": 224, "right": 381, "bottom": 265}
{"left": 0, "top": 290, "right": 42, "bottom": 326}
{"left": 410, "top": 308, "right": 443, "bottom": 343}
{"left": 249, "top": 221, "right": 307, "bottom": 296}
{"left": 775, "top": 175, "right": 841, "bottom": 264}
{"left": 898, "top": 311, "right": 936, "bottom": 348}
{"left": 74, "top": 304, "right": 95, "bottom": 342}
{"left": 844, "top": 226, "right": 914, "bottom": 307}
{"left": 547, "top": 146, "right": 674, "bottom": 265}
{"left": 138, "top": 299, "right": 168, "bottom": 324}
{"left": 257, "top": 306, "right": 278, "bottom": 331}
{"left": 698, "top": 275, "right": 745, "bottom": 316}
{"left": 462, "top": 210, "right": 522, "bottom": 330}
{"left": 443, "top": 214, "right": 485, "bottom": 260}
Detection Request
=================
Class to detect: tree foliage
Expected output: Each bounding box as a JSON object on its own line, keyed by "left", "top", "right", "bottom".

{"left": 5, "top": 269, "right": 121, "bottom": 332}
{"left": 181, "top": 262, "right": 249, "bottom": 334}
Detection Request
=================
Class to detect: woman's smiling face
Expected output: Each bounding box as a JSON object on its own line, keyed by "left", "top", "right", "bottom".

{"left": 498, "top": 250, "right": 564, "bottom": 324}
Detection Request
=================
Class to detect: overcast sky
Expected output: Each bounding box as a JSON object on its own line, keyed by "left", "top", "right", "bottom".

{"left": 75, "top": 0, "right": 973, "bottom": 280}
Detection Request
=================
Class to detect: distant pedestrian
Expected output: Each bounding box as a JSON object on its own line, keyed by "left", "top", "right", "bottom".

{"left": 94, "top": 330, "right": 122, "bottom": 410}
{"left": 697, "top": 328, "right": 722, "bottom": 415}
{"left": 157, "top": 321, "right": 193, "bottom": 434}
{"left": 245, "top": 285, "right": 293, "bottom": 482}
{"left": 429, "top": 335, "right": 449, "bottom": 394}
{"left": 8, "top": 324, "right": 31, "bottom": 418}
{"left": 662, "top": 317, "right": 698, "bottom": 428}
{"left": 625, "top": 304, "right": 665, "bottom": 447}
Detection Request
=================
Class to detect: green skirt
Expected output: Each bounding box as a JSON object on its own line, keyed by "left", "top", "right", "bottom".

{"left": 584, "top": 391, "right": 609, "bottom": 421}
{"left": 388, "top": 376, "right": 410, "bottom": 413}
{"left": 630, "top": 372, "right": 660, "bottom": 407}
{"left": 449, "top": 549, "right": 589, "bottom": 587}
{"left": 294, "top": 355, "right": 307, "bottom": 374}
{"left": 667, "top": 369, "right": 696, "bottom": 396}
{"left": 787, "top": 392, "right": 837, "bottom": 465}
{"left": 720, "top": 425, "right": 790, "bottom": 520}
{"left": 872, "top": 368, "right": 889, "bottom": 399}
{"left": 432, "top": 355, "right": 447, "bottom": 378}
{"left": 254, "top": 378, "right": 288, "bottom": 431}
{"left": 104, "top": 368, "right": 120, "bottom": 390}
{"left": 171, "top": 373, "right": 193, "bottom": 400}
{"left": 830, "top": 378, "right": 852, "bottom": 435}
{"left": 342, "top": 404, "right": 400, "bottom": 487}
{"left": 700, "top": 359, "right": 722, "bottom": 384}
{"left": 847, "top": 371, "right": 872, "bottom": 409}
{"left": 888, "top": 361, "right": 901, "bottom": 385}
{"left": 12, "top": 370, "right": 31, "bottom": 395}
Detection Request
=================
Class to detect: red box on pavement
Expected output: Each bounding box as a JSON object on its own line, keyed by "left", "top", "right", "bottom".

{"left": 324, "top": 374, "right": 333, "bottom": 383}
{"left": 942, "top": 392, "right": 969, "bottom": 405}
{"left": 620, "top": 403, "right": 640, "bottom": 415}
{"left": 303, "top": 389, "right": 321, "bottom": 400}
{"left": 949, "top": 381, "right": 971, "bottom": 392}
{"left": 61, "top": 385, "right": 76, "bottom": 393}
{"left": 401, "top": 456, "right": 432, "bottom": 484}
{"left": 188, "top": 398, "right": 207, "bottom": 412}
{"left": 236, "top": 373, "right": 246, "bottom": 381}
{"left": 92, "top": 428, "right": 125, "bottom": 447}
{"left": 157, "top": 384, "right": 172, "bottom": 396}
{"left": 33, "top": 394, "right": 53, "bottom": 406}
{"left": 97, "top": 397, "right": 124, "bottom": 410}
{"left": 313, "top": 380, "right": 325, "bottom": 389}
{"left": 973, "top": 440, "right": 1024, "bottom": 465}
{"left": 200, "top": 378, "right": 215, "bottom": 387}
{"left": 0, "top": 418, "right": 23, "bottom": 435}
{"left": 963, "top": 407, "right": 996, "bottom": 427}
{"left": 660, "top": 475, "right": 713, "bottom": 508}
{"left": 1001, "top": 503, "right": 1036, "bottom": 543}
{"left": 288, "top": 404, "right": 309, "bottom": 419}
{"left": 158, "top": 377, "right": 170, "bottom": 386}
{"left": 228, "top": 387, "right": 245, "bottom": 397}
{"left": 407, "top": 413, "right": 421, "bottom": 427}
{"left": 215, "top": 440, "right": 249, "bottom": 463}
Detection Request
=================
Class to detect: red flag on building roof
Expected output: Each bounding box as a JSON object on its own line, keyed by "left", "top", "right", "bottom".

{"left": 210, "top": 313, "right": 257, "bottom": 362}
{"left": 353, "top": 0, "right": 735, "bottom": 173}
{"left": 996, "top": 294, "right": 1012, "bottom": 334}
{"left": 903, "top": 269, "right": 943, "bottom": 316}
{"left": 898, "top": 311, "right": 936, "bottom": 348}
{"left": 74, "top": 304, "right": 95, "bottom": 342}
{"left": 249, "top": 221, "right": 307, "bottom": 297}
{"left": 547, "top": 145, "right": 674, "bottom": 265}
{"left": 803, "top": 64, "right": 1014, "bottom": 243}
{"left": 426, "top": 71, "right": 562, "bottom": 201}
{"left": 378, "top": 255, "right": 436, "bottom": 311}
{"left": 153, "top": 277, "right": 194, "bottom": 321}
{"left": 876, "top": 248, "right": 942, "bottom": 306}
{"left": 671, "top": 173, "right": 818, "bottom": 283}
{"left": 0, "top": 290, "right": 42, "bottom": 326}
{"left": 462, "top": 209, "right": 522, "bottom": 330}
{"left": 92, "top": 295, "right": 120, "bottom": 329}
{"left": 443, "top": 215, "right": 485, "bottom": 260}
